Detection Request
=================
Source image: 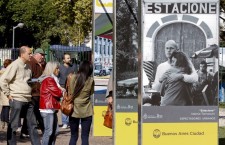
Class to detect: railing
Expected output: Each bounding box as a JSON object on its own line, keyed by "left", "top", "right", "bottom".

{"left": 0, "top": 45, "right": 92, "bottom": 67}
{"left": 0, "top": 48, "right": 19, "bottom": 66}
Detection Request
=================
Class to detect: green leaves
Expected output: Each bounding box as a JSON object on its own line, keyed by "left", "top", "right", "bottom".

{"left": 0, "top": 0, "right": 92, "bottom": 47}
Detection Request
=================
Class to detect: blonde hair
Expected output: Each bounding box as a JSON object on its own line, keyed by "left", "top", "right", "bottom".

{"left": 42, "top": 61, "right": 60, "bottom": 76}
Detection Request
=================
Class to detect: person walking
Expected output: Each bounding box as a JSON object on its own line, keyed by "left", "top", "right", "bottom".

{"left": 0, "top": 59, "right": 13, "bottom": 129}
{"left": 0, "top": 46, "right": 41, "bottom": 145}
{"left": 69, "top": 60, "right": 94, "bottom": 145}
{"left": 59, "top": 53, "right": 77, "bottom": 129}
{"left": 39, "top": 61, "right": 64, "bottom": 145}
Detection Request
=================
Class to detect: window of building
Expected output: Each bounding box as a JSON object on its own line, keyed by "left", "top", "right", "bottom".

{"left": 103, "top": 45, "right": 106, "bottom": 55}
{"left": 95, "top": 43, "right": 98, "bottom": 53}
{"left": 99, "top": 45, "right": 102, "bottom": 54}
{"left": 108, "top": 45, "right": 110, "bottom": 55}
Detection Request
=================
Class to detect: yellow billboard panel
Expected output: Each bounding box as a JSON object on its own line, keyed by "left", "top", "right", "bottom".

{"left": 115, "top": 113, "right": 138, "bottom": 145}
{"left": 142, "top": 123, "right": 218, "bottom": 145}
{"left": 93, "top": 106, "right": 112, "bottom": 136}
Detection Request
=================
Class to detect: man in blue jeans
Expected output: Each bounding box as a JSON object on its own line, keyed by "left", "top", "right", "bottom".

{"left": 59, "top": 53, "right": 78, "bottom": 128}
{"left": 0, "top": 46, "right": 41, "bottom": 145}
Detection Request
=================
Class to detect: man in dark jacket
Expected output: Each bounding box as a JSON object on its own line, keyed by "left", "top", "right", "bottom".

{"left": 21, "top": 48, "right": 46, "bottom": 136}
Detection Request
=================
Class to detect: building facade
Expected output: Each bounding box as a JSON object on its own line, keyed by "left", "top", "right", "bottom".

{"left": 94, "top": 36, "right": 113, "bottom": 69}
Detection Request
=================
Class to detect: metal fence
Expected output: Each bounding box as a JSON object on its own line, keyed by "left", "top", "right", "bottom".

{"left": 49, "top": 45, "right": 92, "bottom": 65}
{"left": 0, "top": 48, "right": 19, "bottom": 66}
{"left": 0, "top": 45, "right": 92, "bottom": 67}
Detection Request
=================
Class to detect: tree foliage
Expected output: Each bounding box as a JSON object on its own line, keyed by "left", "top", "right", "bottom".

{"left": 0, "top": 0, "right": 92, "bottom": 48}
{"left": 53, "top": 0, "right": 92, "bottom": 46}
{"left": 116, "top": 0, "right": 138, "bottom": 80}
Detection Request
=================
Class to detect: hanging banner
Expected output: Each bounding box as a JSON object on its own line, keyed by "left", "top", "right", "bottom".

{"left": 141, "top": 0, "right": 219, "bottom": 145}
{"left": 115, "top": 0, "right": 138, "bottom": 144}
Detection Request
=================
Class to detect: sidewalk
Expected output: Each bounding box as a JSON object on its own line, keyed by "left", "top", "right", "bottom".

{"left": 219, "top": 108, "right": 225, "bottom": 127}
{"left": 0, "top": 126, "right": 113, "bottom": 145}
{"left": 0, "top": 109, "right": 112, "bottom": 145}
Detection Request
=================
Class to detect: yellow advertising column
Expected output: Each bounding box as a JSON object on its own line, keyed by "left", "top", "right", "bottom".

{"left": 141, "top": 0, "right": 219, "bottom": 145}
{"left": 93, "top": 89, "right": 112, "bottom": 136}
{"left": 115, "top": 101, "right": 138, "bottom": 145}
{"left": 93, "top": 0, "right": 113, "bottom": 137}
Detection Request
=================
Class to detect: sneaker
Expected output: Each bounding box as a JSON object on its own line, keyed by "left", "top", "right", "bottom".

{"left": 20, "top": 133, "right": 30, "bottom": 139}
{"left": 61, "top": 124, "right": 68, "bottom": 129}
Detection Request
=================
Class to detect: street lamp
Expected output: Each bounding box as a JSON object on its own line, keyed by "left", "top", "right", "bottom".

{"left": 12, "top": 23, "right": 24, "bottom": 49}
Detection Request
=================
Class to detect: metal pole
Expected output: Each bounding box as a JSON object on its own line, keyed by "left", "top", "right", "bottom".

{"left": 222, "top": 47, "right": 224, "bottom": 102}
{"left": 12, "top": 23, "right": 24, "bottom": 49}
{"left": 79, "top": 27, "right": 80, "bottom": 46}
{"left": 138, "top": 1, "right": 143, "bottom": 145}
{"left": 12, "top": 27, "right": 15, "bottom": 49}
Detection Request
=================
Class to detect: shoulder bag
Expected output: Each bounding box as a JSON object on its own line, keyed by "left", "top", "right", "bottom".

{"left": 103, "top": 104, "right": 113, "bottom": 129}
{"left": 61, "top": 73, "right": 75, "bottom": 116}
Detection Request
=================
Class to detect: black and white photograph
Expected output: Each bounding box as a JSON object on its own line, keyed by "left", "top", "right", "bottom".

{"left": 142, "top": 1, "right": 219, "bottom": 106}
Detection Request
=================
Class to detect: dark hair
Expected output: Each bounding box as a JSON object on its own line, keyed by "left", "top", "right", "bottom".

{"left": 3, "top": 59, "right": 13, "bottom": 68}
{"left": 170, "top": 51, "right": 192, "bottom": 74}
{"left": 200, "top": 60, "right": 207, "bottom": 67}
{"left": 73, "top": 60, "right": 93, "bottom": 96}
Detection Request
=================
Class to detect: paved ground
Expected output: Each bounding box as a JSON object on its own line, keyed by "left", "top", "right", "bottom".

{"left": 0, "top": 108, "right": 112, "bottom": 145}
{"left": 0, "top": 78, "right": 111, "bottom": 145}
{"left": 219, "top": 108, "right": 225, "bottom": 127}
{"left": 94, "top": 77, "right": 109, "bottom": 86}
{"left": 0, "top": 124, "right": 113, "bottom": 145}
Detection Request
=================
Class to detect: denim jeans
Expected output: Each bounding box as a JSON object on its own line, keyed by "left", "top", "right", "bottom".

{"left": 41, "top": 112, "right": 58, "bottom": 145}
{"left": 32, "top": 96, "right": 44, "bottom": 132}
{"left": 7, "top": 100, "right": 41, "bottom": 145}
{"left": 62, "top": 113, "right": 69, "bottom": 125}
{"left": 1, "top": 106, "right": 10, "bottom": 123}
{"left": 69, "top": 116, "right": 92, "bottom": 145}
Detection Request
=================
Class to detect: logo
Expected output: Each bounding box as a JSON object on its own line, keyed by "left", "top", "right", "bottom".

{"left": 125, "top": 118, "right": 132, "bottom": 126}
{"left": 143, "top": 113, "right": 148, "bottom": 120}
{"left": 153, "top": 129, "right": 161, "bottom": 138}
